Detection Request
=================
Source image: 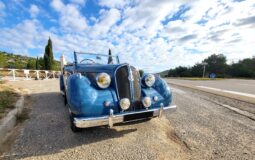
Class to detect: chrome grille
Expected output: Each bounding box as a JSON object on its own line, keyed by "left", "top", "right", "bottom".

{"left": 115, "top": 65, "right": 131, "bottom": 100}
{"left": 115, "top": 65, "right": 142, "bottom": 111}
{"left": 131, "top": 66, "right": 141, "bottom": 101}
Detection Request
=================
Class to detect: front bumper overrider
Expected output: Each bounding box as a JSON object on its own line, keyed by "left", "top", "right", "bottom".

{"left": 74, "top": 105, "right": 177, "bottom": 128}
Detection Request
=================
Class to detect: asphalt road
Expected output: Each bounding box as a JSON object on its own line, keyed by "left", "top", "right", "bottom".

{"left": 166, "top": 78, "right": 255, "bottom": 95}
{"left": 1, "top": 80, "right": 255, "bottom": 160}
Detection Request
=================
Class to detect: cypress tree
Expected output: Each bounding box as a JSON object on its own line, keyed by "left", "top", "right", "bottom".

{"left": 43, "top": 53, "right": 48, "bottom": 70}
{"left": 43, "top": 37, "right": 54, "bottom": 70}
{"left": 36, "top": 56, "right": 39, "bottom": 70}
{"left": 108, "top": 49, "right": 113, "bottom": 64}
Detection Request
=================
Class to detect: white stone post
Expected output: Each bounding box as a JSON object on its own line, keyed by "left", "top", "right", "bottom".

{"left": 11, "top": 69, "right": 16, "bottom": 81}
{"left": 45, "top": 71, "right": 49, "bottom": 80}
{"left": 24, "top": 70, "right": 30, "bottom": 80}
{"left": 52, "top": 71, "right": 56, "bottom": 79}
{"left": 36, "top": 70, "right": 40, "bottom": 80}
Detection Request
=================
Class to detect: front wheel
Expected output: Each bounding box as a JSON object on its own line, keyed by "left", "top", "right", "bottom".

{"left": 70, "top": 113, "right": 82, "bottom": 132}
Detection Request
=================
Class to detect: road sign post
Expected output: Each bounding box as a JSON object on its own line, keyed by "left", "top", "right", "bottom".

{"left": 201, "top": 62, "right": 208, "bottom": 78}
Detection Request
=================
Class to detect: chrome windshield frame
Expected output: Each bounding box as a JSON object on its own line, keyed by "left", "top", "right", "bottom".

{"left": 74, "top": 51, "right": 120, "bottom": 67}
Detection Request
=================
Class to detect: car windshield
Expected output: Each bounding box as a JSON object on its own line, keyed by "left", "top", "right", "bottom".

{"left": 75, "top": 52, "right": 119, "bottom": 65}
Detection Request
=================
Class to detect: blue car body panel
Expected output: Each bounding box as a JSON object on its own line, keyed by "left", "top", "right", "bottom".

{"left": 66, "top": 74, "right": 119, "bottom": 117}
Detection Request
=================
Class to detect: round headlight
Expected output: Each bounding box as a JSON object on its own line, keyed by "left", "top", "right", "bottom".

{"left": 144, "top": 74, "right": 155, "bottom": 87}
{"left": 96, "top": 72, "right": 111, "bottom": 89}
{"left": 119, "top": 98, "right": 130, "bottom": 110}
{"left": 142, "top": 97, "right": 152, "bottom": 108}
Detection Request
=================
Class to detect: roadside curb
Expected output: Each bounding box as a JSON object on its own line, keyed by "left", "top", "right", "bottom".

{"left": 167, "top": 81, "right": 255, "bottom": 105}
{"left": 0, "top": 96, "right": 24, "bottom": 145}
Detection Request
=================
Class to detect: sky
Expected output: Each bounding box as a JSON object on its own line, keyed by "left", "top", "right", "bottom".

{"left": 0, "top": 0, "right": 255, "bottom": 73}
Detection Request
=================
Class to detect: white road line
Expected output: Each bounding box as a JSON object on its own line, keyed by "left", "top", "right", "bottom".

{"left": 219, "top": 103, "right": 255, "bottom": 121}
{"left": 197, "top": 86, "right": 255, "bottom": 98}
{"left": 239, "top": 83, "right": 255, "bottom": 87}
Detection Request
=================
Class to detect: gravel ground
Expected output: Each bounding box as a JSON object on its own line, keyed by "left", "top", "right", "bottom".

{"left": 1, "top": 80, "right": 255, "bottom": 160}
{"left": 169, "top": 85, "right": 255, "bottom": 160}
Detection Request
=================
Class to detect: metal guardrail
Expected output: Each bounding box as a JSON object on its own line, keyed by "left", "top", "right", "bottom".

{"left": 0, "top": 68, "right": 61, "bottom": 81}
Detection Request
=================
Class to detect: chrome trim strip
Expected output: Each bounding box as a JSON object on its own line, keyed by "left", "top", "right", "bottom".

{"left": 73, "top": 105, "right": 177, "bottom": 128}
{"left": 74, "top": 51, "right": 119, "bottom": 58}
{"left": 135, "top": 67, "right": 142, "bottom": 102}
{"left": 128, "top": 65, "right": 134, "bottom": 104}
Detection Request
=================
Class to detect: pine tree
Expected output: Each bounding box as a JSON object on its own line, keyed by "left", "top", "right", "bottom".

{"left": 44, "top": 37, "right": 54, "bottom": 70}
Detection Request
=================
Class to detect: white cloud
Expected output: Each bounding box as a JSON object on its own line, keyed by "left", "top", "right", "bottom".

{"left": 69, "top": 0, "right": 86, "bottom": 6}
{"left": 8, "top": 0, "right": 26, "bottom": 11}
{"left": 90, "top": 8, "right": 121, "bottom": 37}
{"left": 98, "top": 0, "right": 126, "bottom": 9}
{"left": 1, "top": 0, "right": 255, "bottom": 72}
{"left": 0, "top": 20, "right": 46, "bottom": 54}
{"left": 51, "top": 0, "right": 87, "bottom": 31}
{"left": 29, "top": 4, "right": 39, "bottom": 18}
{"left": 0, "top": 1, "right": 5, "bottom": 9}
{"left": 118, "top": 0, "right": 182, "bottom": 40}
{"left": 0, "top": 1, "right": 5, "bottom": 17}
{"left": 51, "top": 0, "right": 65, "bottom": 10}
{"left": 146, "top": 0, "right": 255, "bottom": 71}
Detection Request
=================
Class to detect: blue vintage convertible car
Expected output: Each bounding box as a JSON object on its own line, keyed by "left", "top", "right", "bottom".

{"left": 60, "top": 52, "right": 176, "bottom": 132}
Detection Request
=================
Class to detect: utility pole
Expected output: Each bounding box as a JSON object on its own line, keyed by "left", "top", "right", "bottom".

{"left": 201, "top": 62, "right": 208, "bottom": 78}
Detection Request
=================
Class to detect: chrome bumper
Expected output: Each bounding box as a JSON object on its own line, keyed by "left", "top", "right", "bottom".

{"left": 74, "top": 105, "right": 176, "bottom": 128}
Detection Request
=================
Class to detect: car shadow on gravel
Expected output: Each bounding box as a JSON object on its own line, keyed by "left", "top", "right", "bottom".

{"left": 5, "top": 92, "right": 137, "bottom": 159}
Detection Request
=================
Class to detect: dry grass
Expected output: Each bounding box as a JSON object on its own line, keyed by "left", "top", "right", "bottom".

{"left": 0, "top": 84, "right": 20, "bottom": 119}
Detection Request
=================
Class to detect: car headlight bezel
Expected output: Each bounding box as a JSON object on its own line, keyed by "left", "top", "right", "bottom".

{"left": 144, "top": 74, "right": 156, "bottom": 87}
{"left": 142, "top": 97, "right": 152, "bottom": 108}
{"left": 96, "top": 72, "right": 111, "bottom": 89}
{"left": 119, "top": 98, "right": 130, "bottom": 110}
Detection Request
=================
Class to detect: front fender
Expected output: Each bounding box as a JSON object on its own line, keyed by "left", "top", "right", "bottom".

{"left": 142, "top": 75, "right": 172, "bottom": 107}
{"left": 66, "top": 74, "right": 118, "bottom": 117}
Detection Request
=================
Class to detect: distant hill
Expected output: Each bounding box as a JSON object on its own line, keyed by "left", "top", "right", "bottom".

{"left": 0, "top": 51, "right": 60, "bottom": 70}
{"left": 0, "top": 51, "right": 35, "bottom": 69}
{"left": 159, "top": 70, "right": 169, "bottom": 77}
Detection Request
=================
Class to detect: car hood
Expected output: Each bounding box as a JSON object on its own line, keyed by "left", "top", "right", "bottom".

{"left": 76, "top": 63, "right": 129, "bottom": 74}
